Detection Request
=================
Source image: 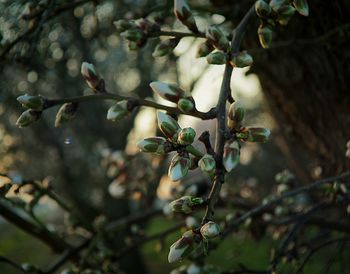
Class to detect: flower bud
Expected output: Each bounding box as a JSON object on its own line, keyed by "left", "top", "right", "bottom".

{"left": 113, "top": 19, "right": 137, "bottom": 33}
{"left": 258, "top": 25, "right": 273, "bottom": 49}
{"left": 168, "top": 230, "right": 197, "bottom": 263}
{"left": 206, "top": 25, "right": 230, "bottom": 51}
{"left": 238, "top": 127, "right": 271, "bottom": 143}
{"left": 200, "top": 221, "right": 220, "bottom": 239}
{"left": 206, "top": 51, "right": 227, "bottom": 65}
{"left": 168, "top": 153, "right": 191, "bottom": 181}
{"left": 121, "top": 28, "right": 144, "bottom": 42}
{"left": 255, "top": 0, "right": 272, "bottom": 18}
{"left": 227, "top": 102, "right": 245, "bottom": 130}
{"left": 150, "top": 82, "right": 185, "bottom": 103}
{"left": 293, "top": 0, "right": 309, "bottom": 16}
{"left": 174, "top": 0, "right": 198, "bottom": 33}
{"left": 152, "top": 38, "right": 179, "bottom": 57}
{"left": 55, "top": 102, "right": 78, "bottom": 127}
{"left": 187, "top": 264, "right": 201, "bottom": 274}
{"left": 276, "top": 5, "right": 295, "bottom": 26}
{"left": 16, "top": 109, "right": 41, "bottom": 128}
{"left": 157, "top": 111, "right": 181, "bottom": 140}
{"left": 137, "top": 137, "right": 168, "bottom": 154}
{"left": 177, "top": 98, "right": 195, "bottom": 113}
{"left": 196, "top": 40, "right": 214, "bottom": 58}
{"left": 17, "top": 94, "right": 46, "bottom": 110}
{"left": 269, "top": 0, "right": 288, "bottom": 12}
{"left": 81, "top": 62, "right": 101, "bottom": 91}
{"left": 223, "top": 140, "right": 240, "bottom": 172}
{"left": 169, "top": 195, "right": 203, "bottom": 214}
{"left": 177, "top": 127, "right": 196, "bottom": 145}
{"left": 230, "top": 51, "right": 253, "bottom": 68}
{"left": 107, "top": 100, "right": 129, "bottom": 122}
{"left": 198, "top": 154, "right": 216, "bottom": 173}
{"left": 185, "top": 216, "right": 199, "bottom": 229}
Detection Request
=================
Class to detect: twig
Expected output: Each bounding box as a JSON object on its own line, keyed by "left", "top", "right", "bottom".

{"left": 0, "top": 256, "right": 27, "bottom": 274}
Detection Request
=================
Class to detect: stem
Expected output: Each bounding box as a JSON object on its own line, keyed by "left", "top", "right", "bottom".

{"left": 186, "top": 145, "right": 204, "bottom": 158}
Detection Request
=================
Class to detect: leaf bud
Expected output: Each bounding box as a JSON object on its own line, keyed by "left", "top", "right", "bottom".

{"left": 198, "top": 154, "right": 216, "bottom": 173}
{"left": 16, "top": 109, "right": 41, "bottom": 128}
{"left": 230, "top": 51, "right": 253, "bottom": 68}
{"left": 206, "top": 51, "right": 227, "bottom": 65}
{"left": 177, "top": 127, "right": 196, "bottom": 145}
{"left": 255, "top": 0, "right": 272, "bottom": 18}
{"left": 152, "top": 38, "right": 179, "bottom": 57}
{"left": 157, "top": 111, "right": 181, "bottom": 140}
{"left": 150, "top": 82, "right": 186, "bottom": 103}
{"left": 200, "top": 221, "right": 220, "bottom": 239}
{"left": 196, "top": 40, "right": 214, "bottom": 58}
{"left": 206, "top": 25, "right": 230, "bottom": 51}
{"left": 17, "top": 94, "right": 46, "bottom": 111}
{"left": 168, "top": 230, "right": 197, "bottom": 263}
{"left": 55, "top": 102, "right": 78, "bottom": 127}
{"left": 223, "top": 140, "right": 240, "bottom": 172}
{"left": 107, "top": 100, "right": 129, "bottom": 122}
{"left": 227, "top": 102, "right": 245, "bottom": 130}
{"left": 258, "top": 25, "right": 273, "bottom": 49}
{"left": 168, "top": 153, "right": 191, "bottom": 181}
{"left": 293, "top": 0, "right": 309, "bottom": 16}
{"left": 137, "top": 137, "right": 168, "bottom": 154}
{"left": 177, "top": 97, "right": 195, "bottom": 113}
{"left": 174, "top": 0, "right": 198, "bottom": 33}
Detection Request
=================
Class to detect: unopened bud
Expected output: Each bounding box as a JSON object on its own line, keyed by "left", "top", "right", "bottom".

{"left": 169, "top": 195, "right": 203, "bottom": 214}
{"left": 55, "top": 103, "right": 78, "bottom": 127}
{"left": 17, "top": 94, "right": 46, "bottom": 111}
{"left": 157, "top": 111, "right": 181, "bottom": 140}
{"left": 196, "top": 40, "right": 214, "bottom": 58}
{"left": 230, "top": 51, "right": 253, "bottom": 68}
{"left": 174, "top": 0, "right": 198, "bottom": 33}
{"left": 293, "top": 0, "right": 309, "bottom": 16}
{"left": 185, "top": 216, "right": 199, "bottom": 229}
{"left": 238, "top": 127, "right": 271, "bottom": 143}
{"left": 200, "top": 221, "right": 220, "bottom": 239}
{"left": 177, "top": 98, "right": 195, "bottom": 113}
{"left": 223, "top": 140, "right": 240, "bottom": 172}
{"left": 81, "top": 62, "right": 102, "bottom": 91}
{"left": 276, "top": 5, "right": 295, "bottom": 26}
{"left": 269, "top": 0, "right": 288, "bottom": 12}
{"left": 121, "top": 28, "right": 144, "bottom": 42}
{"left": 198, "top": 154, "right": 216, "bottom": 173}
{"left": 227, "top": 102, "right": 245, "bottom": 130}
{"left": 258, "top": 25, "right": 273, "bottom": 49}
{"left": 113, "top": 19, "right": 137, "bottom": 33}
{"left": 137, "top": 137, "right": 168, "bottom": 154}
{"left": 206, "top": 25, "right": 230, "bottom": 51}
{"left": 150, "top": 81, "right": 186, "bottom": 103}
{"left": 255, "top": 0, "right": 272, "bottom": 18}
{"left": 16, "top": 109, "right": 41, "bottom": 128}
{"left": 107, "top": 100, "right": 129, "bottom": 122}
{"left": 168, "top": 153, "right": 191, "bottom": 181}
{"left": 206, "top": 51, "right": 227, "bottom": 65}
{"left": 153, "top": 38, "right": 179, "bottom": 57}
{"left": 168, "top": 230, "right": 197, "bottom": 263}
{"left": 177, "top": 127, "right": 196, "bottom": 145}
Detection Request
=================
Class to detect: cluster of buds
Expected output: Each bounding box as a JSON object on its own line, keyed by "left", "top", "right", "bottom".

{"left": 169, "top": 195, "right": 204, "bottom": 214}
{"left": 168, "top": 230, "right": 201, "bottom": 263}
{"left": 16, "top": 94, "right": 46, "bottom": 127}
{"left": 174, "top": 0, "right": 198, "bottom": 33}
{"left": 150, "top": 81, "right": 196, "bottom": 113}
{"left": 55, "top": 102, "right": 78, "bottom": 127}
{"left": 153, "top": 38, "right": 180, "bottom": 57}
{"left": 81, "top": 62, "right": 104, "bottom": 92}
{"left": 107, "top": 100, "right": 131, "bottom": 122}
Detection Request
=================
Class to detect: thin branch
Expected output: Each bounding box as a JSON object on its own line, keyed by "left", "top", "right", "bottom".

{"left": 0, "top": 256, "right": 27, "bottom": 274}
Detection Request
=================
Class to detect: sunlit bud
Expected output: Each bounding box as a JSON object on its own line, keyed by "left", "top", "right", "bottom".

{"left": 238, "top": 127, "right": 271, "bottom": 143}
{"left": 107, "top": 100, "right": 129, "bottom": 122}
{"left": 168, "top": 153, "right": 191, "bottom": 181}
{"left": 206, "top": 51, "right": 227, "bottom": 65}
{"left": 177, "top": 127, "right": 196, "bottom": 145}
{"left": 137, "top": 137, "right": 168, "bottom": 154}
{"left": 206, "top": 25, "right": 230, "bottom": 51}
{"left": 200, "top": 221, "right": 220, "bottom": 239}
{"left": 174, "top": 0, "right": 198, "bottom": 33}
{"left": 168, "top": 230, "right": 197, "bottom": 263}
{"left": 255, "top": 0, "right": 272, "bottom": 18}
{"left": 81, "top": 62, "right": 101, "bottom": 91}
{"left": 227, "top": 102, "right": 245, "bottom": 130}
{"left": 150, "top": 82, "right": 186, "bottom": 103}
{"left": 55, "top": 103, "right": 78, "bottom": 127}
{"left": 293, "top": 0, "right": 309, "bottom": 16}
{"left": 187, "top": 264, "right": 201, "bottom": 274}
{"left": 113, "top": 19, "right": 137, "bottom": 33}
{"left": 17, "top": 94, "right": 46, "bottom": 111}
{"left": 169, "top": 195, "right": 203, "bottom": 214}
{"left": 121, "top": 28, "right": 144, "bottom": 42}
{"left": 230, "top": 51, "right": 253, "bottom": 68}
{"left": 223, "top": 140, "right": 240, "bottom": 172}
{"left": 177, "top": 98, "right": 195, "bottom": 113}
{"left": 157, "top": 111, "right": 181, "bottom": 140}
{"left": 198, "top": 154, "right": 216, "bottom": 173}
{"left": 185, "top": 216, "right": 199, "bottom": 229}
{"left": 152, "top": 38, "right": 179, "bottom": 57}
{"left": 258, "top": 25, "right": 273, "bottom": 49}
{"left": 196, "top": 40, "right": 214, "bottom": 58}
{"left": 269, "top": 0, "right": 288, "bottom": 12}
{"left": 276, "top": 5, "right": 295, "bottom": 26}
{"left": 16, "top": 109, "right": 41, "bottom": 128}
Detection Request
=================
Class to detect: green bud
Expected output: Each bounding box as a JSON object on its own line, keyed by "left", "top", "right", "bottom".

{"left": 223, "top": 140, "right": 240, "bottom": 172}
{"left": 269, "top": 0, "right": 289, "bottom": 12}
{"left": 55, "top": 102, "right": 78, "bottom": 127}
{"left": 198, "top": 154, "right": 216, "bottom": 173}
{"left": 238, "top": 127, "right": 271, "bottom": 143}
{"left": 113, "top": 19, "right": 137, "bottom": 33}
{"left": 196, "top": 40, "right": 214, "bottom": 58}
{"left": 227, "top": 102, "right": 245, "bottom": 130}
{"left": 276, "top": 5, "right": 295, "bottom": 26}
{"left": 200, "top": 221, "right": 220, "bottom": 239}
{"left": 137, "top": 137, "right": 168, "bottom": 154}
{"left": 177, "top": 127, "right": 196, "bottom": 145}
{"left": 157, "top": 111, "right": 181, "bottom": 140}
{"left": 168, "top": 153, "right": 191, "bottom": 181}
{"left": 174, "top": 0, "right": 198, "bottom": 33}
{"left": 206, "top": 51, "right": 227, "bottom": 65}
{"left": 206, "top": 25, "right": 230, "bottom": 51}
{"left": 150, "top": 81, "right": 186, "bottom": 103}
{"left": 255, "top": 0, "right": 272, "bottom": 18}
{"left": 168, "top": 230, "right": 197, "bottom": 263}
{"left": 169, "top": 195, "right": 204, "bottom": 214}
{"left": 17, "top": 94, "right": 46, "bottom": 110}
{"left": 258, "top": 25, "right": 273, "bottom": 49}
{"left": 152, "top": 38, "right": 179, "bottom": 57}
{"left": 230, "top": 51, "right": 253, "bottom": 68}
{"left": 293, "top": 0, "right": 309, "bottom": 16}
{"left": 107, "top": 100, "right": 129, "bottom": 122}
{"left": 81, "top": 62, "right": 101, "bottom": 91}
{"left": 16, "top": 109, "right": 41, "bottom": 128}
{"left": 177, "top": 98, "right": 195, "bottom": 113}
{"left": 121, "top": 28, "right": 144, "bottom": 42}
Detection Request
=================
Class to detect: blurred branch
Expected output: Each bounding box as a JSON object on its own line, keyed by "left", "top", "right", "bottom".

{"left": 0, "top": 256, "right": 27, "bottom": 274}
